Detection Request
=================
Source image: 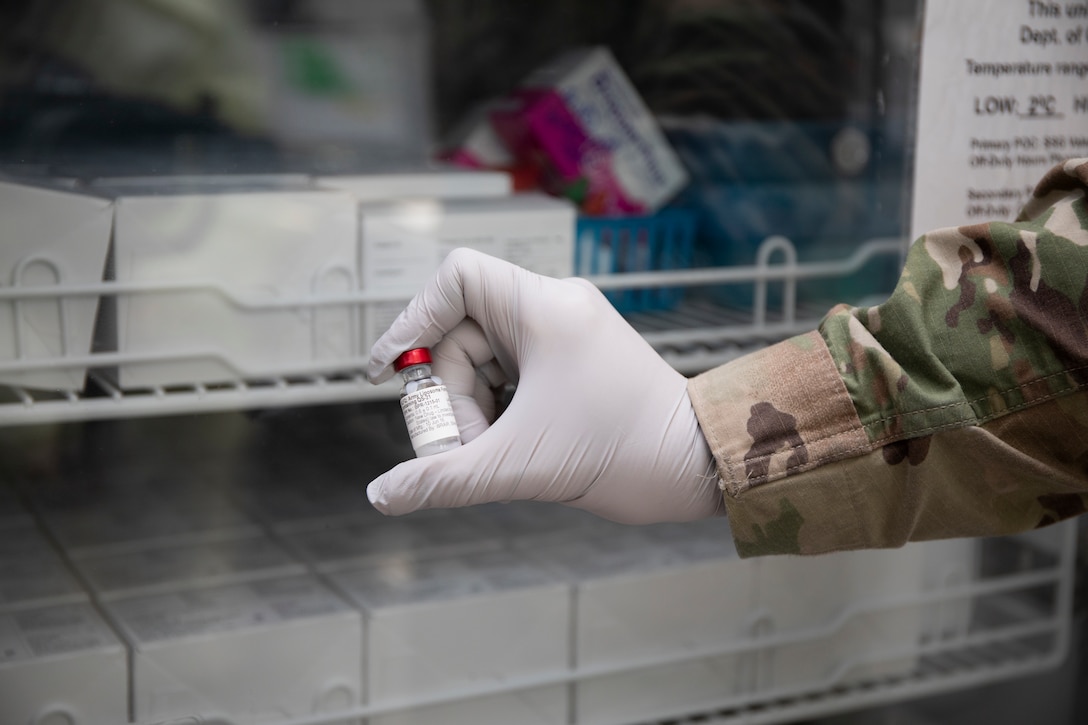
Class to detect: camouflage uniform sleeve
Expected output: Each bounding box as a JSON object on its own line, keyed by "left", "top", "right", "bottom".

{"left": 689, "top": 158, "right": 1088, "bottom": 557}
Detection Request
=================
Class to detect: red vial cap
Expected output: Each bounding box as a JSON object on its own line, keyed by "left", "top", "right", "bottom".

{"left": 394, "top": 348, "right": 432, "bottom": 371}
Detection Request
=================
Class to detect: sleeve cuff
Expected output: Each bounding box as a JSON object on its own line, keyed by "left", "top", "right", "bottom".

{"left": 687, "top": 332, "right": 879, "bottom": 556}
{"left": 688, "top": 331, "right": 871, "bottom": 496}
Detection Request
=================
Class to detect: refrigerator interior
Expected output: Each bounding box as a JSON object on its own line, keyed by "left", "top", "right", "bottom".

{"left": 0, "top": 2, "right": 1085, "bottom": 724}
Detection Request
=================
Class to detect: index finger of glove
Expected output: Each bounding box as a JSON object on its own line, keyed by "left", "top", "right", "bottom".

{"left": 433, "top": 318, "right": 504, "bottom": 442}
{"left": 367, "top": 248, "right": 522, "bottom": 384}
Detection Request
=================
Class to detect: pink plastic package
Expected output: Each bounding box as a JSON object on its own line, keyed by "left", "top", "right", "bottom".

{"left": 491, "top": 47, "right": 689, "bottom": 216}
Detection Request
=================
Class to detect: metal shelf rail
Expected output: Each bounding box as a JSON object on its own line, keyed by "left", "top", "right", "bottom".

{"left": 0, "top": 236, "right": 904, "bottom": 425}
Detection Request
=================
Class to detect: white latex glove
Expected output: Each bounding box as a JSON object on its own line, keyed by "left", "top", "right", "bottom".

{"left": 366, "top": 248, "right": 724, "bottom": 524}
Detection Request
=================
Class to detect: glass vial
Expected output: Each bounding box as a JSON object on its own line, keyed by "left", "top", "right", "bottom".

{"left": 394, "top": 348, "right": 462, "bottom": 457}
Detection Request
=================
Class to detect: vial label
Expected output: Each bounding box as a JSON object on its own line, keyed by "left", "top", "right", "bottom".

{"left": 400, "top": 385, "right": 460, "bottom": 450}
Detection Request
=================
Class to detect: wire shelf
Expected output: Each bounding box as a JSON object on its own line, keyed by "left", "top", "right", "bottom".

{"left": 106, "top": 521, "right": 1074, "bottom": 725}
{"left": 0, "top": 237, "right": 904, "bottom": 425}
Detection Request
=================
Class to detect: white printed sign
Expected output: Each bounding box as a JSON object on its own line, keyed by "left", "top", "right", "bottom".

{"left": 911, "top": 0, "right": 1088, "bottom": 240}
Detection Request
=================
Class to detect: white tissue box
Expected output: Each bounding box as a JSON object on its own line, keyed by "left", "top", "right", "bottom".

{"left": 0, "top": 179, "right": 113, "bottom": 391}
{"left": 328, "top": 548, "right": 570, "bottom": 725}
{"left": 357, "top": 192, "right": 575, "bottom": 351}
{"left": 91, "top": 179, "right": 359, "bottom": 389}
{"left": 0, "top": 602, "right": 128, "bottom": 725}
{"left": 105, "top": 574, "right": 362, "bottom": 724}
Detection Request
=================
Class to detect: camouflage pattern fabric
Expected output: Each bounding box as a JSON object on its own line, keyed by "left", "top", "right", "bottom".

{"left": 689, "top": 158, "right": 1088, "bottom": 557}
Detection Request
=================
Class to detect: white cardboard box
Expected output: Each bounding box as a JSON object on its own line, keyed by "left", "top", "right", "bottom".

{"left": 328, "top": 548, "right": 571, "bottom": 725}
{"left": 533, "top": 521, "right": 758, "bottom": 725}
{"left": 0, "top": 602, "right": 128, "bottom": 725}
{"left": 753, "top": 544, "right": 927, "bottom": 693}
{"left": 105, "top": 574, "right": 362, "bottom": 724}
{"left": 73, "top": 531, "right": 306, "bottom": 598}
{"left": 316, "top": 164, "right": 512, "bottom": 202}
{"left": 90, "top": 173, "right": 314, "bottom": 190}
{"left": 91, "top": 179, "right": 359, "bottom": 388}
{"left": 231, "top": 477, "right": 389, "bottom": 531}
{"left": 468, "top": 501, "right": 601, "bottom": 543}
{"left": 278, "top": 508, "right": 499, "bottom": 570}
{"left": 357, "top": 192, "right": 575, "bottom": 351}
{"left": 0, "top": 528, "right": 87, "bottom": 611}
{"left": 918, "top": 538, "right": 979, "bottom": 642}
{"left": 35, "top": 489, "right": 259, "bottom": 557}
{"left": 0, "top": 179, "right": 113, "bottom": 391}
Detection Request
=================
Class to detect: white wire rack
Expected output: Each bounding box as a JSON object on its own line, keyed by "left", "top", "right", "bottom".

{"left": 0, "top": 236, "right": 903, "bottom": 425}
{"left": 115, "top": 521, "right": 1075, "bottom": 725}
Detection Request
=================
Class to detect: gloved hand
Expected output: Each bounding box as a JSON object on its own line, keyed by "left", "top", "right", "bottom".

{"left": 366, "top": 248, "right": 724, "bottom": 524}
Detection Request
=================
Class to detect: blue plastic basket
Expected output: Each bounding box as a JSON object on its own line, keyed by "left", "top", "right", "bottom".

{"left": 662, "top": 118, "right": 905, "bottom": 309}
{"left": 575, "top": 210, "right": 696, "bottom": 313}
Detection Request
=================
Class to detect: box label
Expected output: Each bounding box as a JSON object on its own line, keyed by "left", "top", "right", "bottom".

{"left": 1, "top": 604, "right": 121, "bottom": 662}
